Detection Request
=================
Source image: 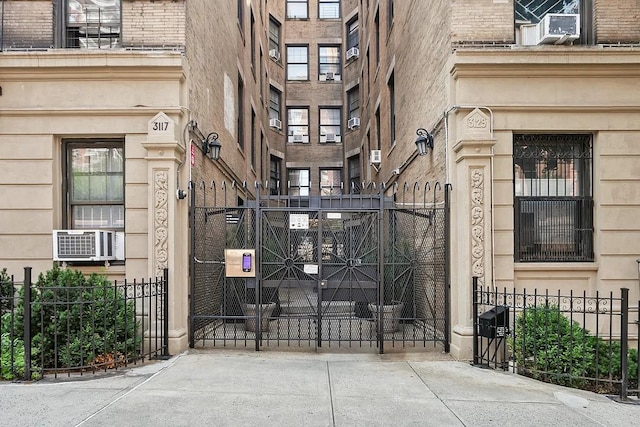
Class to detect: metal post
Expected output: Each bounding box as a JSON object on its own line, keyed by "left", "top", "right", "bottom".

{"left": 188, "top": 181, "right": 196, "bottom": 348}
{"left": 444, "top": 184, "right": 451, "bottom": 353}
{"left": 620, "top": 288, "right": 629, "bottom": 401}
{"left": 472, "top": 276, "right": 479, "bottom": 366}
{"left": 162, "top": 267, "right": 170, "bottom": 358}
{"left": 23, "top": 267, "right": 32, "bottom": 381}
{"left": 378, "top": 188, "right": 385, "bottom": 354}
{"left": 255, "top": 182, "right": 262, "bottom": 352}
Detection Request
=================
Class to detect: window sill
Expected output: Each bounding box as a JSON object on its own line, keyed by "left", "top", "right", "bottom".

{"left": 514, "top": 262, "right": 598, "bottom": 272}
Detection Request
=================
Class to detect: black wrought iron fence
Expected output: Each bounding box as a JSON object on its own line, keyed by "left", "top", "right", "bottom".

{"left": 1, "top": 267, "right": 169, "bottom": 381}
{"left": 473, "top": 277, "right": 639, "bottom": 401}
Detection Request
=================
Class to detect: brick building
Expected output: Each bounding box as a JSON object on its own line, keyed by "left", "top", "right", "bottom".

{"left": 1, "top": 0, "right": 639, "bottom": 358}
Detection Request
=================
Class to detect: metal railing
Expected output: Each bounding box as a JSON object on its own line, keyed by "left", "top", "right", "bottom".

{"left": 472, "top": 277, "right": 639, "bottom": 401}
{"left": 1, "top": 267, "right": 169, "bottom": 381}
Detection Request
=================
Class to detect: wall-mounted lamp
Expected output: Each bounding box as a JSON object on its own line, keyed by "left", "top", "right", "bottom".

{"left": 415, "top": 128, "right": 434, "bottom": 156}
{"left": 202, "top": 132, "right": 222, "bottom": 161}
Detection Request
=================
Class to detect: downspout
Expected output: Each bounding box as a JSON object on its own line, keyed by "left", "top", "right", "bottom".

{"left": 1, "top": 0, "right": 5, "bottom": 51}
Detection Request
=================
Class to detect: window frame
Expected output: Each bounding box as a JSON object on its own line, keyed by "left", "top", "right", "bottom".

{"left": 513, "top": 133, "right": 594, "bottom": 262}
{"left": 63, "top": 138, "right": 125, "bottom": 231}
{"left": 319, "top": 0, "right": 341, "bottom": 19}
{"left": 318, "top": 45, "right": 341, "bottom": 79}
{"left": 287, "top": 107, "right": 310, "bottom": 143}
{"left": 320, "top": 168, "right": 343, "bottom": 196}
{"left": 268, "top": 16, "right": 281, "bottom": 54}
{"left": 388, "top": 72, "right": 395, "bottom": 146}
{"left": 270, "top": 156, "right": 282, "bottom": 195}
{"left": 348, "top": 155, "right": 361, "bottom": 193}
{"left": 347, "top": 16, "right": 359, "bottom": 50}
{"left": 288, "top": 168, "right": 311, "bottom": 196}
{"left": 269, "top": 86, "right": 282, "bottom": 121}
{"left": 58, "top": 0, "right": 122, "bottom": 49}
{"left": 286, "top": 45, "right": 309, "bottom": 81}
{"left": 286, "top": 0, "right": 308, "bottom": 19}
{"left": 319, "top": 107, "right": 342, "bottom": 143}
{"left": 347, "top": 86, "right": 360, "bottom": 119}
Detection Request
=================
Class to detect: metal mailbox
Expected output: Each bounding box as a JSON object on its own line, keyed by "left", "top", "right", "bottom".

{"left": 478, "top": 305, "right": 509, "bottom": 338}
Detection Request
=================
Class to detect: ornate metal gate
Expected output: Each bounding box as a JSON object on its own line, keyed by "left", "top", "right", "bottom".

{"left": 189, "top": 181, "right": 450, "bottom": 353}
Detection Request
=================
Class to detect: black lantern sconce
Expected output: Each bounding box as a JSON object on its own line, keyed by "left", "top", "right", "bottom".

{"left": 414, "top": 128, "right": 434, "bottom": 156}
{"left": 202, "top": 132, "right": 221, "bottom": 161}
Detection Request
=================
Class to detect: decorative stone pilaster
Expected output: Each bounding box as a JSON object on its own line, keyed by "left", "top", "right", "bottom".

{"left": 142, "top": 111, "right": 188, "bottom": 354}
{"left": 449, "top": 108, "right": 496, "bottom": 360}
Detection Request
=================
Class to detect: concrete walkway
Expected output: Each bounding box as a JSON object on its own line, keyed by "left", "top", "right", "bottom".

{"left": 1, "top": 349, "right": 638, "bottom": 426}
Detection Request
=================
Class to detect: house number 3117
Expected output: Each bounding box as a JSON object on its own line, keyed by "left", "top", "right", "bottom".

{"left": 153, "top": 121, "right": 169, "bottom": 131}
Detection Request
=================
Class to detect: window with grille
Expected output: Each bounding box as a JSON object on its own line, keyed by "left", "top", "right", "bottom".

{"left": 64, "top": 139, "right": 124, "bottom": 230}
{"left": 513, "top": 134, "right": 593, "bottom": 262}
{"left": 63, "top": 0, "right": 121, "bottom": 49}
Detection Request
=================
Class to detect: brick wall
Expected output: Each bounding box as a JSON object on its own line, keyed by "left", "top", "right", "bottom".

{"left": 122, "top": 0, "right": 186, "bottom": 47}
{"left": 595, "top": 0, "right": 640, "bottom": 43}
{"left": 2, "top": 0, "right": 53, "bottom": 49}
{"left": 451, "top": 0, "right": 514, "bottom": 43}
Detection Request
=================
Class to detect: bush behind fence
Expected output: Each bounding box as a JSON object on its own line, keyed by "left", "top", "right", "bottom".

{"left": 1, "top": 266, "right": 169, "bottom": 381}
{"left": 472, "top": 277, "right": 640, "bottom": 400}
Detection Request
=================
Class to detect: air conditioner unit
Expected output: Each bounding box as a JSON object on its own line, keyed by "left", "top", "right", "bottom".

{"left": 269, "top": 117, "right": 282, "bottom": 130}
{"left": 320, "top": 133, "right": 341, "bottom": 143}
{"left": 521, "top": 13, "right": 580, "bottom": 45}
{"left": 268, "top": 49, "right": 280, "bottom": 61}
{"left": 289, "top": 134, "right": 309, "bottom": 143}
{"left": 370, "top": 150, "right": 382, "bottom": 164}
{"left": 347, "top": 117, "right": 360, "bottom": 130}
{"left": 53, "top": 230, "right": 123, "bottom": 262}
{"left": 325, "top": 72, "right": 334, "bottom": 81}
{"left": 346, "top": 47, "right": 359, "bottom": 61}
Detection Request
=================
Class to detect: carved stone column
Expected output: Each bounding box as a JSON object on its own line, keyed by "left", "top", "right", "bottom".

{"left": 450, "top": 108, "right": 496, "bottom": 360}
{"left": 142, "top": 112, "right": 188, "bottom": 354}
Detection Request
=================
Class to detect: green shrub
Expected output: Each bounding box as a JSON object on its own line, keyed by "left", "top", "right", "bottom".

{"left": 509, "top": 305, "right": 638, "bottom": 391}
{"left": 0, "top": 268, "right": 13, "bottom": 312}
{"left": 1, "top": 265, "right": 140, "bottom": 378}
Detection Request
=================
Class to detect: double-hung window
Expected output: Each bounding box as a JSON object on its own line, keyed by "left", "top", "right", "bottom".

{"left": 347, "top": 17, "right": 359, "bottom": 50}
{"left": 288, "top": 169, "right": 310, "bottom": 196}
{"left": 287, "top": 46, "right": 309, "bottom": 80}
{"left": 269, "top": 17, "right": 281, "bottom": 58}
{"left": 287, "top": 0, "right": 308, "bottom": 19}
{"left": 320, "top": 169, "right": 342, "bottom": 196}
{"left": 64, "top": 139, "right": 124, "bottom": 230}
{"left": 513, "top": 134, "right": 594, "bottom": 262}
{"left": 269, "top": 86, "right": 282, "bottom": 121}
{"left": 319, "top": 108, "right": 341, "bottom": 143}
{"left": 347, "top": 86, "right": 360, "bottom": 119}
{"left": 62, "top": 0, "right": 121, "bottom": 48}
{"left": 319, "top": 46, "right": 341, "bottom": 80}
{"left": 270, "top": 156, "right": 282, "bottom": 195}
{"left": 287, "top": 108, "right": 309, "bottom": 143}
{"left": 319, "top": 0, "right": 340, "bottom": 19}
{"left": 348, "top": 155, "right": 361, "bottom": 193}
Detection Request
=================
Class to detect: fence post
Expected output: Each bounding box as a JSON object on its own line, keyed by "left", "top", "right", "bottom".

{"left": 472, "top": 276, "right": 479, "bottom": 365}
{"left": 620, "top": 287, "right": 629, "bottom": 401}
{"left": 23, "top": 267, "right": 32, "bottom": 381}
{"left": 162, "top": 267, "right": 170, "bottom": 358}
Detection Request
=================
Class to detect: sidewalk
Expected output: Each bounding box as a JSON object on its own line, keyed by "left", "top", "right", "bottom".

{"left": 1, "top": 349, "right": 638, "bottom": 426}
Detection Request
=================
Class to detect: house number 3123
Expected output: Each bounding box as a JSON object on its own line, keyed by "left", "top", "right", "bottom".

{"left": 153, "top": 121, "right": 169, "bottom": 131}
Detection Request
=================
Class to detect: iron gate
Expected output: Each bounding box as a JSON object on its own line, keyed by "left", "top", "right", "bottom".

{"left": 189, "top": 181, "right": 450, "bottom": 353}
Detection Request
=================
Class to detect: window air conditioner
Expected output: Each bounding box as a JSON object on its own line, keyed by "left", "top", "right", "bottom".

{"left": 347, "top": 117, "right": 360, "bottom": 130}
{"left": 325, "top": 72, "right": 334, "bottom": 81}
{"left": 289, "top": 134, "right": 309, "bottom": 143}
{"left": 370, "top": 150, "right": 382, "bottom": 164}
{"left": 320, "top": 133, "right": 340, "bottom": 143}
{"left": 269, "top": 49, "right": 280, "bottom": 61}
{"left": 53, "top": 230, "right": 123, "bottom": 262}
{"left": 521, "top": 13, "right": 580, "bottom": 45}
{"left": 269, "top": 117, "right": 282, "bottom": 130}
{"left": 346, "top": 47, "right": 359, "bottom": 61}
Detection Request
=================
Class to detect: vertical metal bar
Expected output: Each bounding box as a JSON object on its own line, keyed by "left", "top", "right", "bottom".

{"left": 620, "top": 288, "right": 629, "bottom": 401}
{"left": 255, "top": 183, "right": 262, "bottom": 352}
{"left": 378, "top": 190, "right": 384, "bottom": 354}
{"left": 444, "top": 185, "right": 451, "bottom": 352}
{"left": 23, "top": 267, "right": 32, "bottom": 381}
{"left": 188, "top": 181, "right": 196, "bottom": 348}
{"left": 163, "top": 267, "right": 170, "bottom": 357}
{"left": 317, "top": 209, "right": 323, "bottom": 349}
{"left": 472, "top": 277, "right": 479, "bottom": 365}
